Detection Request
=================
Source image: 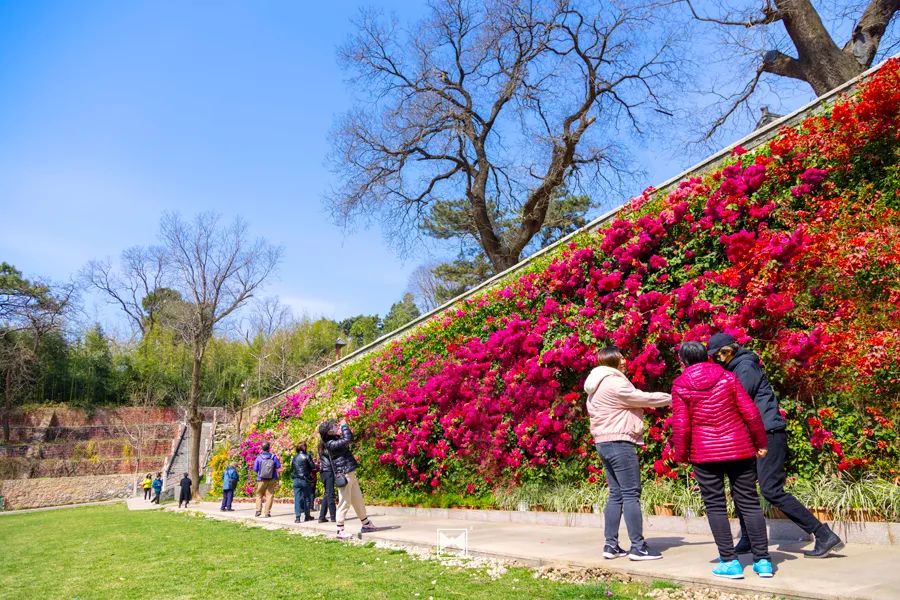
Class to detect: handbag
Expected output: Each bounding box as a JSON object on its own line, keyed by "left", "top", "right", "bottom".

{"left": 326, "top": 446, "right": 349, "bottom": 488}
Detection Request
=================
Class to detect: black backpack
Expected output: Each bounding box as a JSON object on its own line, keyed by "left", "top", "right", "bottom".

{"left": 258, "top": 455, "right": 276, "bottom": 480}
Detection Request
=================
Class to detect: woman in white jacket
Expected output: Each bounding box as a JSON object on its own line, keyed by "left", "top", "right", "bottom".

{"left": 585, "top": 346, "right": 671, "bottom": 561}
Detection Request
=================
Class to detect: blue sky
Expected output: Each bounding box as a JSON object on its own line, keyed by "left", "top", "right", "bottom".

{"left": 0, "top": 1, "right": 822, "bottom": 337}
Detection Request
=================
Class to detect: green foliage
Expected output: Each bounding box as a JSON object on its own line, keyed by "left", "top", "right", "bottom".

{"left": 341, "top": 314, "right": 382, "bottom": 346}
{"left": 382, "top": 293, "right": 421, "bottom": 334}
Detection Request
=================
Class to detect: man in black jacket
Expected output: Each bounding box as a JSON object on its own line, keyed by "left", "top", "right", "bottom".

{"left": 291, "top": 442, "right": 316, "bottom": 523}
{"left": 707, "top": 333, "right": 843, "bottom": 558}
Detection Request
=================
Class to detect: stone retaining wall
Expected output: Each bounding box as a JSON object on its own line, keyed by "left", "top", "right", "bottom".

{"left": 0, "top": 474, "right": 135, "bottom": 510}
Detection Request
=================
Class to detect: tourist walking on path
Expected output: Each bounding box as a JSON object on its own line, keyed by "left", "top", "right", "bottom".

{"left": 584, "top": 346, "right": 672, "bottom": 561}
{"left": 141, "top": 473, "right": 152, "bottom": 500}
{"left": 151, "top": 473, "right": 163, "bottom": 504}
{"left": 253, "top": 442, "right": 281, "bottom": 518}
{"left": 178, "top": 473, "right": 192, "bottom": 508}
{"left": 317, "top": 449, "right": 337, "bottom": 523}
{"left": 291, "top": 442, "right": 316, "bottom": 523}
{"left": 221, "top": 463, "right": 239, "bottom": 512}
{"left": 672, "top": 341, "right": 773, "bottom": 580}
{"left": 707, "top": 333, "right": 844, "bottom": 558}
{"left": 319, "top": 418, "right": 376, "bottom": 539}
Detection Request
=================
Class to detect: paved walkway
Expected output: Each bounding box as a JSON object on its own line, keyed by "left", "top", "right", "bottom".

{"left": 173, "top": 501, "right": 898, "bottom": 600}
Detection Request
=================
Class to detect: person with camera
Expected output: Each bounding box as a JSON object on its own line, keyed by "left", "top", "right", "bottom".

{"left": 318, "top": 418, "right": 376, "bottom": 539}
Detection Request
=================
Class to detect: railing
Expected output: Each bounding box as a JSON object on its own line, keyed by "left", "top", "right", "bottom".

{"left": 236, "top": 55, "right": 893, "bottom": 428}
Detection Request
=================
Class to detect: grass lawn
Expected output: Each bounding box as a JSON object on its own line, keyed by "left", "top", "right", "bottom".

{"left": 0, "top": 504, "right": 662, "bottom": 600}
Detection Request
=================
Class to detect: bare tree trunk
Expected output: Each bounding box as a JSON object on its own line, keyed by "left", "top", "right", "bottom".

{"left": 772, "top": 0, "right": 864, "bottom": 95}
{"left": 187, "top": 347, "right": 203, "bottom": 499}
{"left": 3, "top": 370, "right": 13, "bottom": 444}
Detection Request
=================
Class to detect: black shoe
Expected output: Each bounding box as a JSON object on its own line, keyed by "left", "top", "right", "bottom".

{"left": 318, "top": 518, "right": 328, "bottom": 523}
{"left": 734, "top": 537, "right": 752, "bottom": 554}
{"left": 294, "top": 517, "right": 302, "bottom": 523}
{"left": 255, "top": 511, "right": 261, "bottom": 517}
{"left": 804, "top": 525, "right": 844, "bottom": 558}
{"left": 304, "top": 515, "right": 315, "bottom": 522}
{"left": 627, "top": 543, "right": 662, "bottom": 561}
{"left": 603, "top": 544, "right": 628, "bottom": 559}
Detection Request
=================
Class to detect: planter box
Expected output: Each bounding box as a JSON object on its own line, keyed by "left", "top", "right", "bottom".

{"left": 811, "top": 508, "right": 833, "bottom": 521}
{"left": 653, "top": 503, "right": 676, "bottom": 516}
{"left": 848, "top": 509, "right": 883, "bottom": 522}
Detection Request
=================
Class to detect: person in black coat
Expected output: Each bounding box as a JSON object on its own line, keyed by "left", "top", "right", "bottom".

{"left": 291, "top": 442, "right": 316, "bottom": 523}
{"left": 708, "top": 333, "right": 843, "bottom": 558}
{"left": 178, "top": 473, "right": 192, "bottom": 508}
{"left": 319, "top": 418, "right": 376, "bottom": 538}
{"left": 317, "top": 445, "right": 336, "bottom": 523}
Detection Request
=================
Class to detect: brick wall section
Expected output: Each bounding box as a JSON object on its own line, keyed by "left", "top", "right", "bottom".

{"left": 0, "top": 474, "right": 134, "bottom": 510}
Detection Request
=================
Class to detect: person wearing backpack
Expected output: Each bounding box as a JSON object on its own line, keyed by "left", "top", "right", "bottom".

{"left": 151, "top": 473, "right": 163, "bottom": 504}
{"left": 291, "top": 442, "right": 316, "bottom": 523}
{"left": 141, "top": 473, "right": 153, "bottom": 500}
{"left": 178, "top": 472, "right": 192, "bottom": 508}
{"left": 253, "top": 442, "right": 282, "bottom": 518}
{"left": 221, "top": 463, "right": 240, "bottom": 512}
{"left": 319, "top": 418, "right": 376, "bottom": 539}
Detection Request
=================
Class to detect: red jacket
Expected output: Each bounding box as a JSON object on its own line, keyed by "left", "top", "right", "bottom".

{"left": 671, "top": 362, "right": 768, "bottom": 464}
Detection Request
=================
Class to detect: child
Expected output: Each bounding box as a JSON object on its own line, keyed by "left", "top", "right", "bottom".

{"left": 151, "top": 473, "right": 163, "bottom": 504}
{"left": 178, "top": 472, "right": 192, "bottom": 508}
{"left": 141, "top": 473, "right": 153, "bottom": 500}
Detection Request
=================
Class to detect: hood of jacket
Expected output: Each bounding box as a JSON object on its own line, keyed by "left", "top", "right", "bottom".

{"left": 584, "top": 366, "right": 624, "bottom": 396}
{"left": 676, "top": 362, "right": 726, "bottom": 392}
{"left": 728, "top": 348, "right": 760, "bottom": 370}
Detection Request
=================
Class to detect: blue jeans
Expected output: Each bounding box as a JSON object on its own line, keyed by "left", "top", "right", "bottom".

{"left": 293, "top": 479, "right": 312, "bottom": 517}
{"left": 596, "top": 441, "right": 644, "bottom": 548}
{"left": 220, "top": 488, "right": 235, "bottom": 510}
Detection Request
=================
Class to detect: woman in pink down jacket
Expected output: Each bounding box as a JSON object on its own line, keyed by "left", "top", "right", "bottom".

{"left": 584, "top": 346, "right": 671, "bottom": 561}
{"left": 671, "top": 341, "right": 772, "bottom": 580}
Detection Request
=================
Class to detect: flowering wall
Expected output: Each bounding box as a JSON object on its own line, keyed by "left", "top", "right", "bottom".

{"left": 228, "top": 61, "right": 900, "bottom": 502}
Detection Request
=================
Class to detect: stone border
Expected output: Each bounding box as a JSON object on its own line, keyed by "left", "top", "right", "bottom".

{"left": 367, "top": 505, "right": 899, "bottom": 546}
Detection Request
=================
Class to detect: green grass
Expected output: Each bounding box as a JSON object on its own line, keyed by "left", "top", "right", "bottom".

{"left": 0, "top": 504, "right": 654, "bottom": 600}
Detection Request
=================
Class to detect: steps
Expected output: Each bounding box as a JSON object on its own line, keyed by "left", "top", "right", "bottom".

{"left": 162, "top": 421, "right": 213, "bottom": 500}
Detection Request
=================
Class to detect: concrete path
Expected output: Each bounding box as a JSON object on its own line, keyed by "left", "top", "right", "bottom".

{"left": 125, "top": 496, "right": 163, "bottom": 511}
{"left": 174, "top": 501, "right": 897, "bottom": 600}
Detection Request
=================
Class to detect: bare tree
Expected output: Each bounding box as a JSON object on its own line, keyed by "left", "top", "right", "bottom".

{"left": 680, "top": 0, "right": 900, "bottom": 137}
{"left": 328, "top": 0, "right": 679, "bottom": 272}
{"left": 407, "top": 263, "right": 445, "bottom": 312}
{"left": 160, "top": 213, "right": 281, "bottom": 496}
{"left": 85, "top": 245, "right": 167, "bottom": 336}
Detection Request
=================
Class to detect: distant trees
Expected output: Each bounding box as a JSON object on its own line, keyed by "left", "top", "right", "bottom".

{"left": 0, "top": 263, "right": 74, "bottom": 441}
{"left": 382, "top": 293, "right": 421, "bottom": 334}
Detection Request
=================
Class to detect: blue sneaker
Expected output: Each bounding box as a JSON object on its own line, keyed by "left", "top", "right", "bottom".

{"left": 753, "top": 558, "right": 774, "bottom": 578}
{"left": 712, "top": 559, "right": 744, "bottom": 579}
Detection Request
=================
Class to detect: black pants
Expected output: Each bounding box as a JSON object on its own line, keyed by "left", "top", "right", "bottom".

{"left": 318, "top": 471, "right": 336, "bottom": 521}
{"left": 694, "top": 459, "right": 770, "bottom": 561}
{"left": 151, "top": 491, "right": 160, "bottom": 504}
{"left": 143, "top": 488, "right": 151, "bottom": 500}
{"left": 737, "top": 430, "right": 822, "bottom": 537}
